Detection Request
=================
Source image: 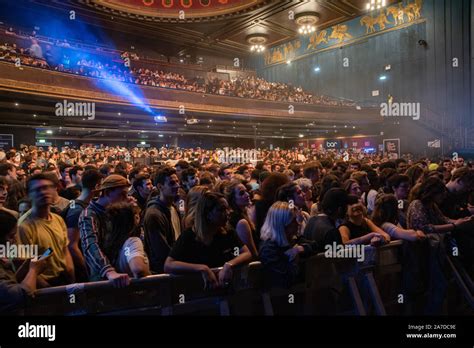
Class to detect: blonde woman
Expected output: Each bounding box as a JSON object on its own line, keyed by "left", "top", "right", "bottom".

{"left": 259, "top": 201, "right": 318, "bottom": 289}
{"left": 164, "top": 192, "right": 251, "bottom": 288}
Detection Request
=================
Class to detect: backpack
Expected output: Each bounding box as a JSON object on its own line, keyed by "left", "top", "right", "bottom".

{"left": 60, "top": 199, "right": 88, "bottom": 224}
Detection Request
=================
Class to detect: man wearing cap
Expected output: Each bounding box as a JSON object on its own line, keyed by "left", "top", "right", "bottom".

{"left": 79, "top": 174, "right": 131, "bottom": 287}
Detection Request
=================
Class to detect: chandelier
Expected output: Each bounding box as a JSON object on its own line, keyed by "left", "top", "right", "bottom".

{"left": 295, "top": 12, "right": 320, "bottom": 36}
{"left": 246, "top": 34, "right": 268, "bottom": 54}
{"left": 366, "top": 0, "right": 387, "bottom": 11}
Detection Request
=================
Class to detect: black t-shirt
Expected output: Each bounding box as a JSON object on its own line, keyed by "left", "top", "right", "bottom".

{"left": 340, "top": 220, "right": 371, "bottom": 240}
{"left": 169, "top": 228, "right": 243, "bottom": 268}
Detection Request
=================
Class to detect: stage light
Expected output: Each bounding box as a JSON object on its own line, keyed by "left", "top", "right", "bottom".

{"left": 14, "top": 103, "right": 19, "bottom": 107}
{"left": 379, "top": 75, "right": 387, "bottom": 81}
{"left": 154, "top": 115, "right": 167, "bottom": 123}
{"left": 187, "top": 118, "right": 199, "bottom": 125}
{"left": 314, "top": 67, "right": 321, "bottom": 72}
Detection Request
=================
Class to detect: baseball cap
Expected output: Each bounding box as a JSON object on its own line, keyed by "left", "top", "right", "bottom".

{"left": 96, "top": 174, "right": 130, "bottom": 191}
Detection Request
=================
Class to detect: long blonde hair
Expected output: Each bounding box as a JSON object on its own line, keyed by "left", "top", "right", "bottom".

{"left": 260, "top": 201, "right": 294, "bottom": 247}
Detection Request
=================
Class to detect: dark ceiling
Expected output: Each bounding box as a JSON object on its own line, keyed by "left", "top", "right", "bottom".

{"left": 25, "top": 0, "right": 396, "bottom": 57}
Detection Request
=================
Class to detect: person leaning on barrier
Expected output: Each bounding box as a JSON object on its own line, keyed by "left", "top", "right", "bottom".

{"left": 371, "top": 194, "right": 426, "bottom": 242}
{"left": 164, "top": 192, "right": 252, "bottom": 289}
{"left": 79, "top": 174, "right": 132, "bottom": 287}
{"left": 259, "top": 201, "right": 318, "bottom": 289}
{"left": 0, "top": 210, "right": 51, "bottom": 314}
{"left": 338, "top": 195, "right": 390, "bottom": 246}
{"left": 143, "top": 166, "right": 181, "bottom": 274}
{"left": 104, "top": 203, "right": 150, "bottom": 279}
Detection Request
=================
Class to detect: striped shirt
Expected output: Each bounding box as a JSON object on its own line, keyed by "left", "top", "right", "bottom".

{"left": 79, "top": 201, "right": 113, "bottom": 281}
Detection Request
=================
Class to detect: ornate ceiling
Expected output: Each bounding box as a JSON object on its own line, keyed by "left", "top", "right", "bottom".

{"left": 28, "top": 0, "right": 397, "bottom": 56}
{"left": 85, "top": 0, "right": 267, "bottom": 21}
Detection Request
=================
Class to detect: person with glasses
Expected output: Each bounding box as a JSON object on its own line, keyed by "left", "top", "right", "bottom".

{"left": 17, "top": 174, "right": 75, "bottom": 287}
{"left": 259, "top": 201, "right": 318, "bottom": 289}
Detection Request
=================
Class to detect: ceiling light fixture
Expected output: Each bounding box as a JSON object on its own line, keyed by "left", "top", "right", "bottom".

{"left": 295, "top": 12, "right": 320, "bottom": 36}
{"left": 246, "top": 34, "right": 268, "bottom": 54}
{"left": 366, "top": 0, "right": 387, "bottom": 11}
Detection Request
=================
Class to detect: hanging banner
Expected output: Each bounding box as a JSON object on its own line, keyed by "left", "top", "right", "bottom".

{"left": 383, "top": 139, "right": 401, "bottom": 159}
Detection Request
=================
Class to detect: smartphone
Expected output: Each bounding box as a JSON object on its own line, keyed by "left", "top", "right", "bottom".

{"left": 38, "top": 248, "right": 53, "bottom": 260}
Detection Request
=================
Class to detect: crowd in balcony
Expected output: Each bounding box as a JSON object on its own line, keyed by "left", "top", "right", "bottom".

{"left": 1, "top": 28, "right": 356, "bottom": 106}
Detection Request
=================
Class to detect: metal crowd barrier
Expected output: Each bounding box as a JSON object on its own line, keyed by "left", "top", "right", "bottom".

{"left": 25, "top": 241, "right": 472, "bottom": 316}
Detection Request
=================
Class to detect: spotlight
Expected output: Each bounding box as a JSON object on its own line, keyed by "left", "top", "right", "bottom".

{"left": 154, "top": 116, "right": 167, "bottom": 123}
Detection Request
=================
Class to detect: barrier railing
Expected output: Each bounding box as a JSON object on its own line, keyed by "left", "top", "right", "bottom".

{"left": 24, "top": 241, "right": 472, "bottom": 316}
